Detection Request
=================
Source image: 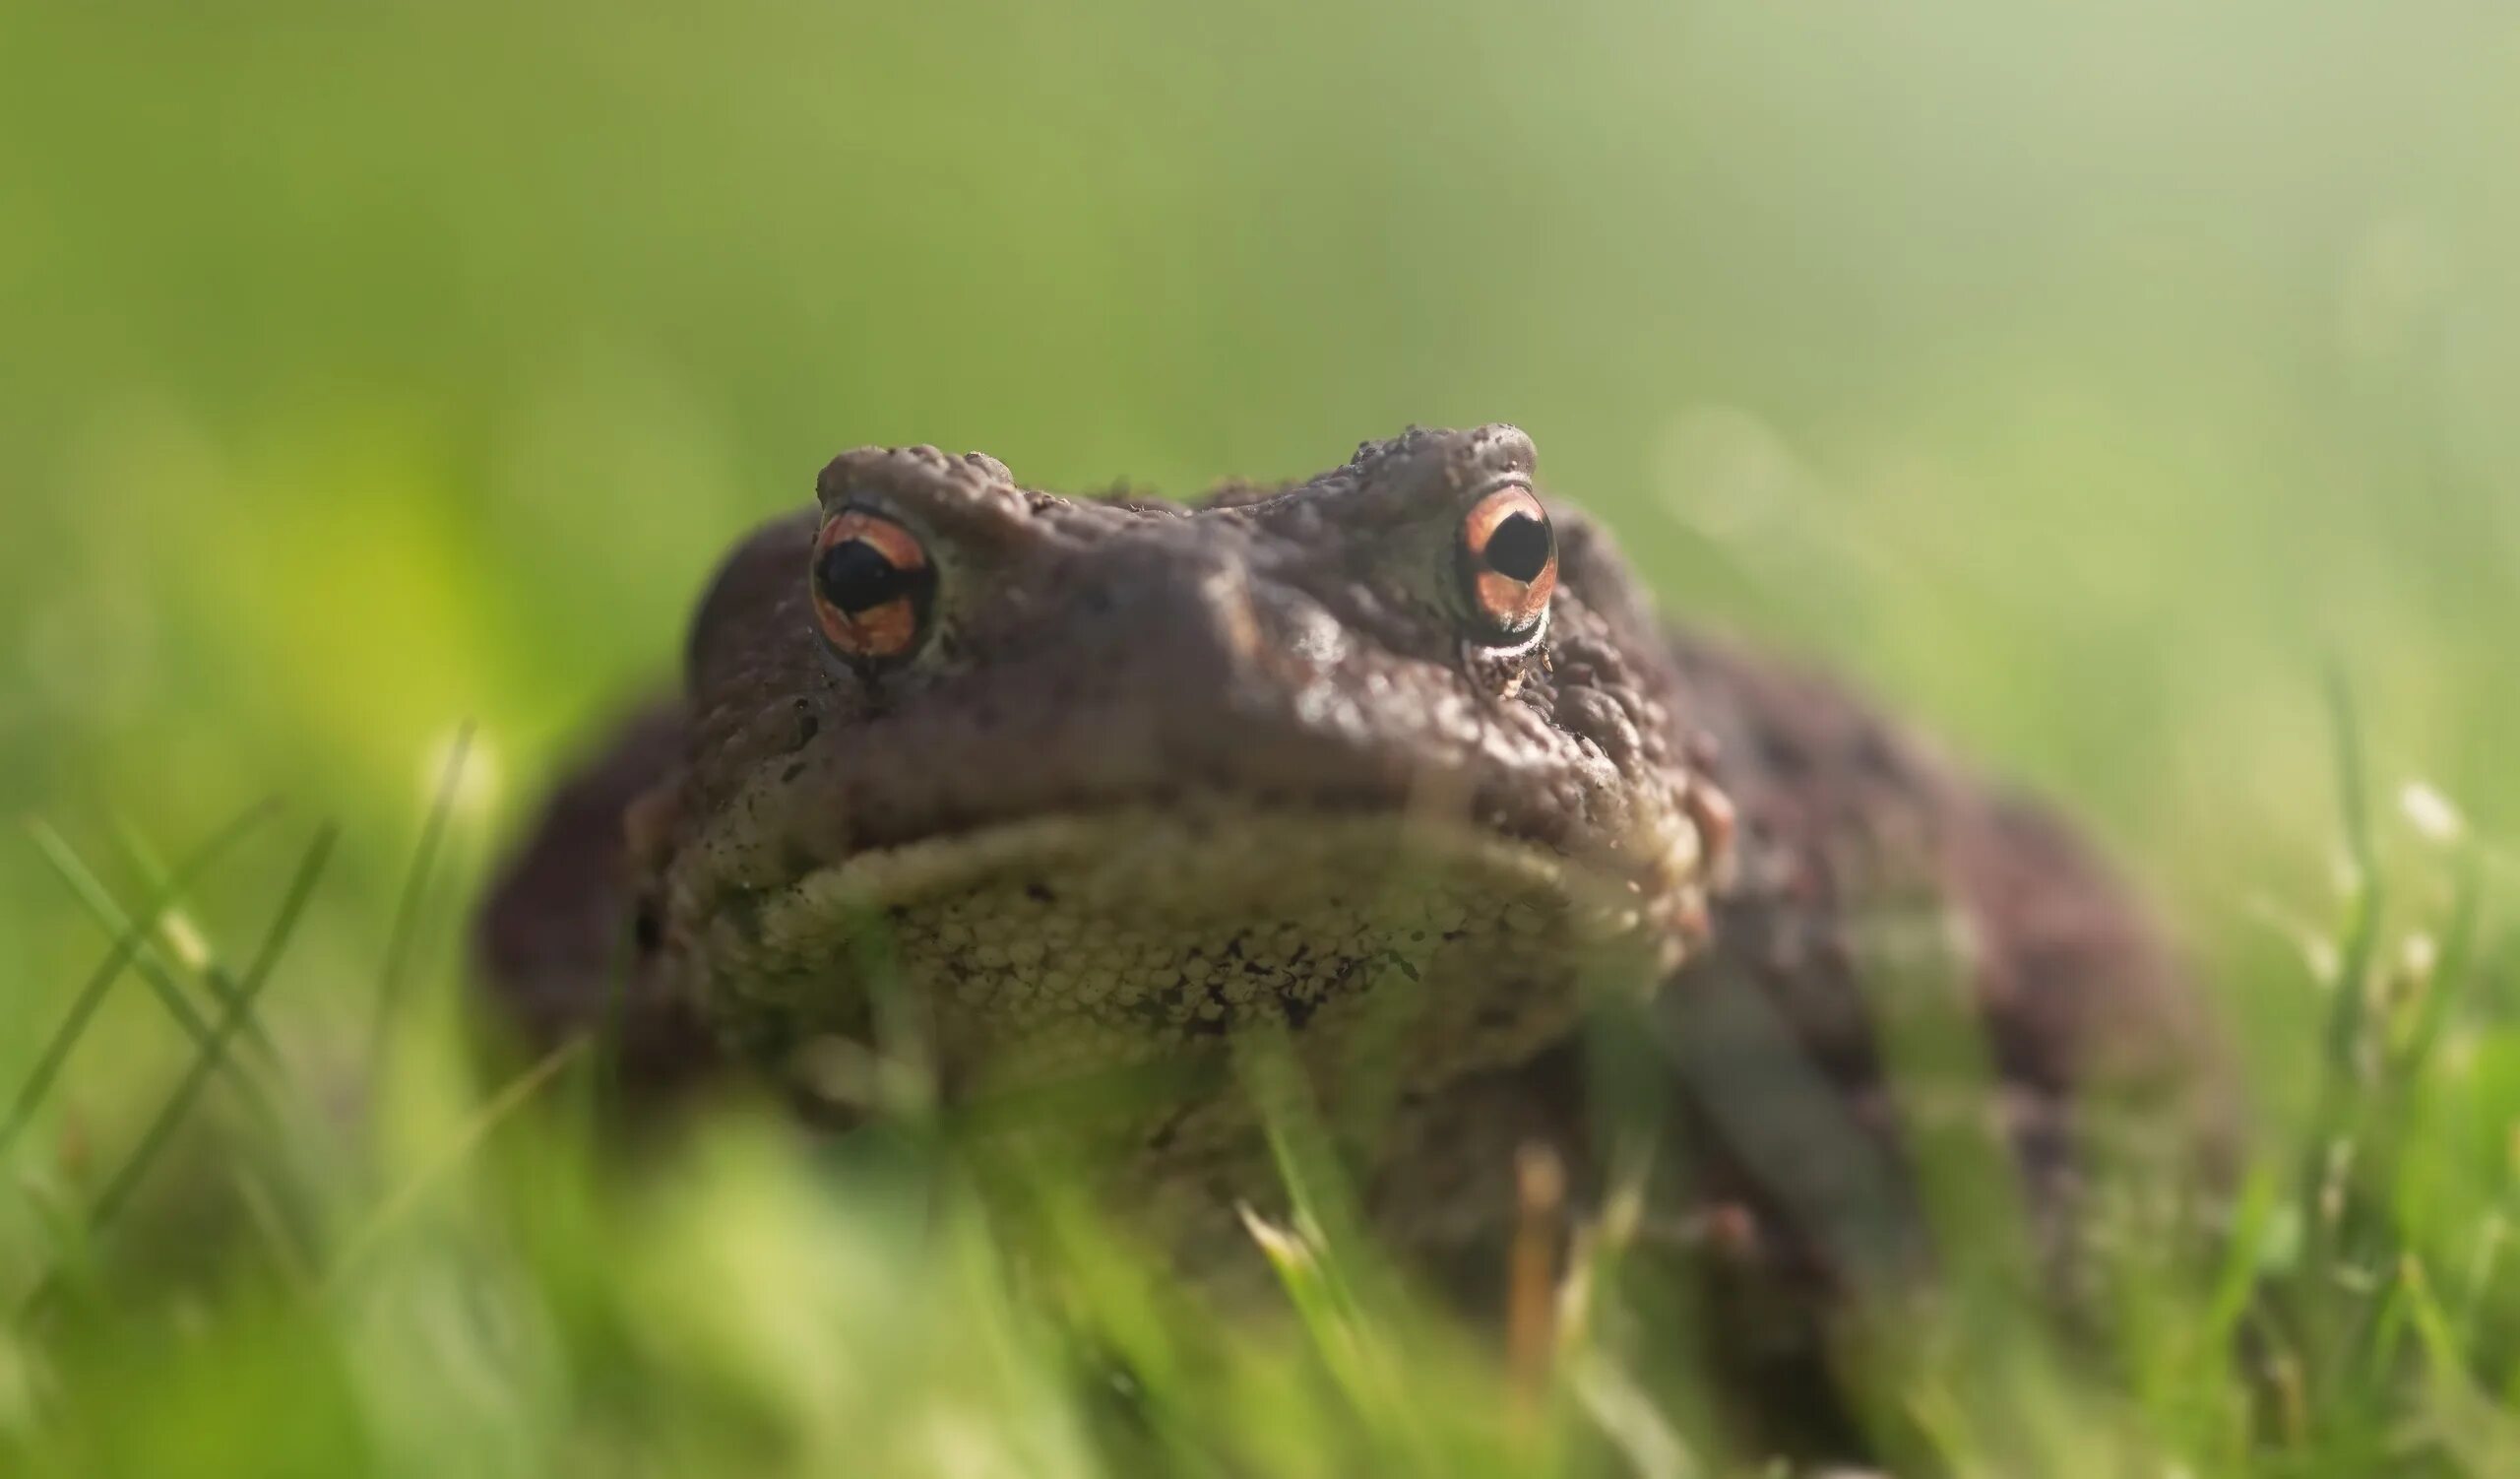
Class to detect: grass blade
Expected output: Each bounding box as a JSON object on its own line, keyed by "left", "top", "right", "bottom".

{"left": 2299, "top": 666, "right": 2388, "bottom": 1294}
{"left": 26, "top": 820, "right": 285, "bottom": 1126}
{"left": 15, "top": 826, "right": 335, "bottom": 1326}
{"left": 86, "top": 825, "right": 335, "bottom": 1233}
{"left": 327, "top": 1036, "right": 584, "bottom": 1287}
{"left": 1, "top": 801, "right": 281, "bottom": 1163}
{"left": 2394, "top": 840, "right": 2485, "bottom": 1079}
{"left": 100, "top": 810, "right": 286, "bottom": 1070}
{"left": 2325, "top": 659, "right": 2376, "bottom": 895}
{"left": 371, "top": 722, "right": 474, "bottom": 1064}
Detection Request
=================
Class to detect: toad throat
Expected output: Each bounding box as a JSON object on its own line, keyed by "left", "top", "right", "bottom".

{"left": 674, "top": 801, "right": 1710, "bottom": 1116}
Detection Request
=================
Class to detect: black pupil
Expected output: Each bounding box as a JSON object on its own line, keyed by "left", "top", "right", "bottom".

{"left": 816, "top": 538, "right": 923, "bottom": 614}
{"left": 1483, "top": 512, "right": 1553, "bottom": 584}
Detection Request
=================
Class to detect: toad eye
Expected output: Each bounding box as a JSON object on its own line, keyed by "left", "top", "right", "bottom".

{"left": 1455, "top": 483, "right": 1558, "bottom": 643}
{"left": 811, "top": 509, "right": 937, "bottom": 664}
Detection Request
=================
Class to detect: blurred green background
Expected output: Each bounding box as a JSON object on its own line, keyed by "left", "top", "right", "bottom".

{"left": 4, "top": 0, "right": 2517, "bottom": 1108}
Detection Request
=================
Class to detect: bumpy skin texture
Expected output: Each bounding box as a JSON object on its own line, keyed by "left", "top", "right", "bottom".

{"left": 478, "top": 425, "right": 2221, "bottom": 1448}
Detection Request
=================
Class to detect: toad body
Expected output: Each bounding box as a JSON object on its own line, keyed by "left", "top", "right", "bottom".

{"left": 479, "top": 425, "right": 2221, "bottom": 1433}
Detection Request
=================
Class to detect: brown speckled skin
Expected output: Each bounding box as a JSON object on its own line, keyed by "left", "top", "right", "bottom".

{"left": 477, "top": 425, "right": 2222, "bottom": 1452}
{"left": 669, "top": 428, "right": 1706, "bottom": 912}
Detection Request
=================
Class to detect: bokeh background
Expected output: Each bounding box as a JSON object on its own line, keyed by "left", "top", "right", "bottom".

{"left": 5, "top": 0, "right": 2517, "bottom": 1142}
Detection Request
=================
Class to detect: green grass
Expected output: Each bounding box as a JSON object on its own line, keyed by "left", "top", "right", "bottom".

{"left": 4, "top": 0, "right": 2520, "bottom": 1472}
{"left": 0, "top": 700, "right": 2513, "bottom": 1477}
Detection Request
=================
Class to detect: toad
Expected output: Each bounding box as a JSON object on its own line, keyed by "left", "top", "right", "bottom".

{"left": 478, "top": 424, "right": 2223, "bottom": 1447}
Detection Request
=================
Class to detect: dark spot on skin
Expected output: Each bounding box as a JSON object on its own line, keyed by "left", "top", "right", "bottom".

{"left": 790, "top": 701, "right": 819, "bottom": 751}
{"left": 1282, "top": 993, "right": 1321, "bottom": 1030}
{"left": 632, "top": 898, "right": 664, "bottom": 953}
{"left": 1024, "top": 882, "right": 1057, "bottom": 905}
{"left": 713, "top": 886, "right": 766, "bottom": 947}
{"left": 782, "top": 762, "right": 806, "bottom": 784}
